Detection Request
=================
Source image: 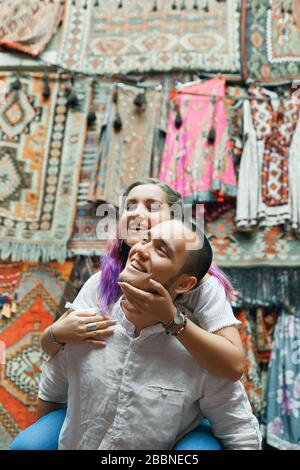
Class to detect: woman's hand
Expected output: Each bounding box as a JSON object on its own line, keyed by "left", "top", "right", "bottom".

{"left": 118, "top": 279, "right": 177, "bottom": 324}
{"left": 52, "top": 310, "right": 117, "bottom": 347}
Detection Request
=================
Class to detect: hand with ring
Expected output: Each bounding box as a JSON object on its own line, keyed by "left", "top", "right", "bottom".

{"left": 51, "top": 310, "right": 117, "bottom": 348}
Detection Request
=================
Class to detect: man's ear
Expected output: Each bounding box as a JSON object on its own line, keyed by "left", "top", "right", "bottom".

{"left": 171, "top": 274, "right": 198, "bottom": 295}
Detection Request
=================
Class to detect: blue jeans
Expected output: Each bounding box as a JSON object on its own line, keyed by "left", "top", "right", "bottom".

{"left": 10, "top": 410, "right": 222, "bottom": 451}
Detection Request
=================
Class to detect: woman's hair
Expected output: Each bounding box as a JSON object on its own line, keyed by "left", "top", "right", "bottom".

{"left": 98, "top": 178, "right": 235, "bottom": 312}
{"left": 208, "top": 262, "right": 236, "bottom": 301}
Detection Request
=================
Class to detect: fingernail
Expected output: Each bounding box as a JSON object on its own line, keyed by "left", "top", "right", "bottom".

{"left": 149, "top": 279, "right": 155, "bottom": 284}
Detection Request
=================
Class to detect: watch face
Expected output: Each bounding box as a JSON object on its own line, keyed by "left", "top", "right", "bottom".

{"left": 174, "top": 311, "right": 184, "bottom": 325}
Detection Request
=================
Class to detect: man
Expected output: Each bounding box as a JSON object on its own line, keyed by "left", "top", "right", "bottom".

{"left": 38, "top": 219, "right": 261, "bottom": 450}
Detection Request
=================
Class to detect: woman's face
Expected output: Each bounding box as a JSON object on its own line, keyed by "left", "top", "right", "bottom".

{"left": 119, "top": 184, "right": 173, "bottom": 247}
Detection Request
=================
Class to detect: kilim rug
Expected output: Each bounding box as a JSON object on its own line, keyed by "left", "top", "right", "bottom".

{"left": 207, "top": 208, "right": 300, "bottom": 267}
{"left": 67, "top": 204, "right": 107, "bottom": 257}
{"left": 0, "top": 73, "right": 92, "bottom": 262}
{"left": 72, "top": 81, "right": 114, "bottom": 210}
{"left": 88, "top": 81, "right": 168, "bottom": 207}
{"left": 67, "top": 81, "right": 112, "bottom": 257}
{"left": 47, "top": 0, "right": 241, "bottom": 74}
{"left": 0, "top": 0, "right": 63, "bottom": 57}
{"left": 0, "top": 260, "right": 73, "bottom": 450}
{"left": 225, "top": 268, "right": 300, "bottom": 311}
{"left": 242, "top": 0, "right": 300, "bottom": 84}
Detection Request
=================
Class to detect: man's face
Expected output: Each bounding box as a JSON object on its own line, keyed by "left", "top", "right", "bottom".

{"left": 119, "top": 219, "right": 198, "bottom": 293}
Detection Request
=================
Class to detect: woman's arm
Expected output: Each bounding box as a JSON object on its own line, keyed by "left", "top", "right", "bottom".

{"left": 177, "top": 322, "right": 245, "bottom": 382}
{"left": 118, "top": 280, "right": 245, "bottom": 382}
{"left": 41, "top": 309, "right": 117, "bottom": 357}
{"left": 41, "top": 309, "right": 73, "bottom": 357}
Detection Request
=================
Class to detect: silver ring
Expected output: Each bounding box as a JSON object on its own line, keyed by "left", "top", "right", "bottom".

{"left": 86, "top": 322, "right": 98, "bottom": 332}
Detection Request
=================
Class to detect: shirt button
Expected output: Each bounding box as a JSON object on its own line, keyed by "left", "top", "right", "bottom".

{"left": 120, "top": 394, "right": 125, "bottom": 400}
{"left": 162, "top": 389, "right": 168, "bottom": 398}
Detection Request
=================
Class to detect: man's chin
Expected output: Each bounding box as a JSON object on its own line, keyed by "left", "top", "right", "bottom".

{"left": 119, "top": 269, "right": 152, "bottom": 292}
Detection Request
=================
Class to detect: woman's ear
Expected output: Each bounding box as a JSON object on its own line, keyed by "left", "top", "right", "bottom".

{"left": 172, "top": 274, "right": 198, "bottom": 295}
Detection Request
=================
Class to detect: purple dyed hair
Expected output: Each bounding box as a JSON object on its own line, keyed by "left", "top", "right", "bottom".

{"left": 98, "top": 178, "right": 235, "bottom": 313}
{"left": 208, "top": 262, "right": 236, "bottom": 301}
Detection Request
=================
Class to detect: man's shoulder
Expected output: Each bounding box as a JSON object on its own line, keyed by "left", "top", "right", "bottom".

{"left": 63, "top": 342, "right": 93, "bottom": 356}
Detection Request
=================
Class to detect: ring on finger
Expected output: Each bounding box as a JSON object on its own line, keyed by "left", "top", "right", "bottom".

{"left": 86, "top": 322, "right": 98, "bottom": 332}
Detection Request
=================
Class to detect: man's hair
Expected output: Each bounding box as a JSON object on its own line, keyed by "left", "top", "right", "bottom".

{"left": 179, "top": 221, "right": 213, "bottom": 286}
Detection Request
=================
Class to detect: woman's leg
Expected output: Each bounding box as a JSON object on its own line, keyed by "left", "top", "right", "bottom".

{"left": 10, "top": 408, "right": 67, "bottom": 450}
{"left": 174, "top": 419, "right": 222, "bottom": 450}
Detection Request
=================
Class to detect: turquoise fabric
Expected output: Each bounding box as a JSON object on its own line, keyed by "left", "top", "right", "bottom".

{"left": 10, "top": 411, "right": 221, "bottom": 450}
{"left": 263, "top": 310, "right": 300, "bottom": 450}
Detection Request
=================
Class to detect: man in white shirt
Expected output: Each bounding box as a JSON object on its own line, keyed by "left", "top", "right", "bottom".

{"left": 38, "top": 219, "right": 261, "bottom": 450}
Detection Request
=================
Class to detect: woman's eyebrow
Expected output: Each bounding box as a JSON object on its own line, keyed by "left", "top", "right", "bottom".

{"left": 126, "top": 198, "right": 163, "bottom": 204}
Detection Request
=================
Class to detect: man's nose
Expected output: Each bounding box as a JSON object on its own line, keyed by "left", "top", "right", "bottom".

{"left": 134, "top": 242, "right": 150, "bottom": 260}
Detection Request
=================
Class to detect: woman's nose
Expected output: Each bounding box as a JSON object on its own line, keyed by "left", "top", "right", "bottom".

{"left": 130, "top": 204, "right": 148, "bottom": 220}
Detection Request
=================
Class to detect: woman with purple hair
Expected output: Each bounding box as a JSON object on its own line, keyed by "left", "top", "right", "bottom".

{"left": 11, "top": 178, "right": 244, "bottom": 450}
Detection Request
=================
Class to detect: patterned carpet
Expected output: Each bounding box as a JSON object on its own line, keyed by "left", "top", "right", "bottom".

{"left": 207, "top": 209, "right": 300, "bottom": 267}
{"left": 45, "top": 0, "right": 241, "bottom": 75}
{"left": 0, "top": 0, "right": 63, "bottom": 56}
{"left": 0, "top": 260, "right": 73, "bottom": 450}
{"left": 242, "top": 0, "right": 300, "bottom": 84}
{"left": 0, "top": 72, "right": 92, "bottom": 263}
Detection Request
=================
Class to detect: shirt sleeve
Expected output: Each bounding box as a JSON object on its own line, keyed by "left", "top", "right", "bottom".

{"left": 199, "top": 373, "right": 262, "bottom": 450}
{"left": 65, "top": 271, "right": 100, "bottom": 311}
{"left": 38, "top": 348, "right": 68, "bottom": 404}
{"left": 191, "top": 278, "right": 241, "bottom": 333}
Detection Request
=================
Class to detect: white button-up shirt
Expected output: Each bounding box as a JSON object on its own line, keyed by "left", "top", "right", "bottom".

{"left": 38, "top": 299, "right": 261, "bottom": 450}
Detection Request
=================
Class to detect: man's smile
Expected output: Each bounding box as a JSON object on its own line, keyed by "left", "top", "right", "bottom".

{"left": 129, "top": 258, "right": 148, "bottom": 274}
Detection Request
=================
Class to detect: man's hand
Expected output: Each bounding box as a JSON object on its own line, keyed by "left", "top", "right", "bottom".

{"left": 118, "top": 279, "right": 176, "bottom": 324}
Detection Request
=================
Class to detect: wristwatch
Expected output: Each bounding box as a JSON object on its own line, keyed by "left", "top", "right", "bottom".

{"left": 162, "top": 309, "right": 186, "bottom": 333}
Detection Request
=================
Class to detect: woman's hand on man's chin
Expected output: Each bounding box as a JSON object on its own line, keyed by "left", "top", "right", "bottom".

{"left": 118, "top": 280, "right": 176, "bottom": 324}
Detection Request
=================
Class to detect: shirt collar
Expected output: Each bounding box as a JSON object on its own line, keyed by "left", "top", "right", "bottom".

{"left": 111, "top": 296, "right": 166, "bottom": 338}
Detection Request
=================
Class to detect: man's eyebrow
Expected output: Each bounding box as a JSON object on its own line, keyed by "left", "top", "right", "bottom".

{"left": 160, "top": 239, "right": 174, "bottom": 258}
{"left": 148, "top": 231, "right": 174, "bottom": 258}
